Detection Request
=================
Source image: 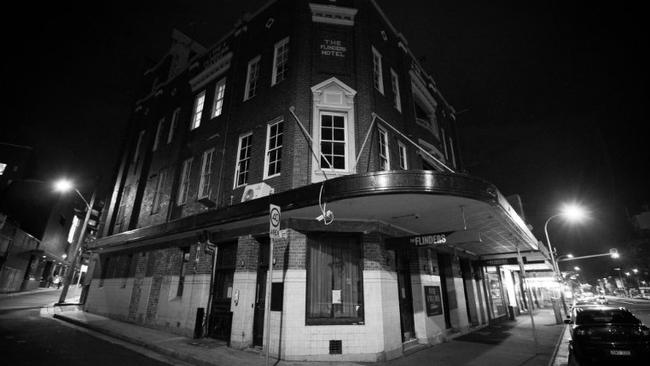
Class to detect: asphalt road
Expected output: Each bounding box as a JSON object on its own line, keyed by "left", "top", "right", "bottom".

{"left": 0, "top": 290, "right": 187, "bottom": 366}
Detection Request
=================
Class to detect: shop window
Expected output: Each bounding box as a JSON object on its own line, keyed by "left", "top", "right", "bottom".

{"left": 307, "top": 234, "right": 364, "bottom": 325}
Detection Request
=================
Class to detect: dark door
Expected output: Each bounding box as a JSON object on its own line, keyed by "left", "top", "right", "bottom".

{"left": 208, "top": 242, "right": 236, "bottom": 343}
{"left": 396, "top": 250, "right": 415, "bottom": 342}
{"left": 253, "top": 242, "right": 269, "bottom": 346}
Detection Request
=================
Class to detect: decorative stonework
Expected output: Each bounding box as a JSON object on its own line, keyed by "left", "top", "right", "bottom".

{"left": 309, "top": 3, "right": 358, "bottom": 26}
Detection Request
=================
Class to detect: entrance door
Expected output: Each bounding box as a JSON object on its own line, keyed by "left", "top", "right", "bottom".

{"left": 252, "top": 241, "right": 269, "bottom": 347}
{"left": 208, "top": 242, "right": 236, "bottom": 343}
{"left": 396, "top": 251, "right": 415, "bottom": 342}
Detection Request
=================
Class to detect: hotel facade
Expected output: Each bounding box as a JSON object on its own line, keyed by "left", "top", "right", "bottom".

{"left": 84, "top": 0, "right": 545, "bottom": 361}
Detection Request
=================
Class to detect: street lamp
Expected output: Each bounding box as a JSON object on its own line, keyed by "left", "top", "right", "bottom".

{"left": 574, "top": 266, "right": 581, "bottom": 271}
{"left": 54, "top": 178, "right": 96, "bottom": 304}
{"left": 544, "top": 203, "right": 587, "bottom": 314}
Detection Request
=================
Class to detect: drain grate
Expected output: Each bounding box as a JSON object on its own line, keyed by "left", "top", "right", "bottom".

{"left": 329, "top": 340, "right": 342, "bottom": 354}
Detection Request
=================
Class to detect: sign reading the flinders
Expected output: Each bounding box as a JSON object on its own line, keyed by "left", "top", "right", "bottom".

{"left": 409, "top": 233, "right": 448, "bottom": 246}
{"left": 320, "top": 39, "right": 347, "bottom": 57}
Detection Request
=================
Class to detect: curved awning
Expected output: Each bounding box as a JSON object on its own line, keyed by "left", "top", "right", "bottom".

{"left": 91, "top": 171, "right": 539, "bottom": 256}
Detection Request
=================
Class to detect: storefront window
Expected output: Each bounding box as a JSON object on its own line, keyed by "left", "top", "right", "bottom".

{"left": 307, "top": 234, "right": 364, "bottom": 325}
{"left": 486, "top": 267, "right": 507, "bottom": 318}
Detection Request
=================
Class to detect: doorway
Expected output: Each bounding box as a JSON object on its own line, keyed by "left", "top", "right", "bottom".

{"left": 208, "top": 242, "right": 236, "bottom": 343}
{"left": 396, "top": 250, "right": 415, "bottom": 342}
{"left": 252, "top": 240, "right": 269, "bottom": 347}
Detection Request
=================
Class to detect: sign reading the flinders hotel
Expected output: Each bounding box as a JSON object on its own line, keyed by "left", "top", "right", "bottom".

{"left": 316, "top": 27, "right": 352, "bottom": 74}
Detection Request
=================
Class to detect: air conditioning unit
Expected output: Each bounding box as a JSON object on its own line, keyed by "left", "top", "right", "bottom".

{"left": 241, "top": 182, "right": 275, "bottom": 202}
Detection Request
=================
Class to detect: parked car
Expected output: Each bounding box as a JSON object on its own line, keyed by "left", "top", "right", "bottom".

{"left": 596, "top": 295, "right": 608, "bottom": 305}
{"left": 565, "top": 306, "right": 650, "bottom": 364}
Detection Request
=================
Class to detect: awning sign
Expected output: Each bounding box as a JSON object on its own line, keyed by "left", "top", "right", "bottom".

{"left": 480, "top": 257, "right": 527, "bottom": 266}
{"left": 409, "top": 232, "right": 450, "bottom": 246}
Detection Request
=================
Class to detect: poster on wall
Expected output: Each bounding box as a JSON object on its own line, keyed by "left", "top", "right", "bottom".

{"left": 424, "top": 286, "right": 443, "bottom": 316}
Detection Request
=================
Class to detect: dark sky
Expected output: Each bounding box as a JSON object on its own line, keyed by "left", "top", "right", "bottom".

{"left": 2, "top": 1, "right": 648, "bottom": 281}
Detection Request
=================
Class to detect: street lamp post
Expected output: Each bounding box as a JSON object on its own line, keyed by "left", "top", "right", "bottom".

{"left": 55, "top": 180, "right": 96, "bottom": 304}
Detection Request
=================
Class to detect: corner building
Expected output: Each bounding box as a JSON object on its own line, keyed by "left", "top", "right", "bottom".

{"left": 86, "top": 0, "right": 539, "bottom": 361}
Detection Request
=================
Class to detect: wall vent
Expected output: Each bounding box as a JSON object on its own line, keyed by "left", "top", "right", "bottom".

{"left": 329, "top": 340, "right": 342, "bottom": 354}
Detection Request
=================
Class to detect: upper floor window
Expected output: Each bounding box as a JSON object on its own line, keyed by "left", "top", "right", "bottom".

{"left": 191, "top": 91, "right": 206, "bottom": 130}
{"left": 0, "top": 162, "right": 6, "bottom": 175}
{"left": 168, "top": 108, "right": 180, "bottom": 144}
{"left": 151, "top": 169, "right": 167, "bottom": 214}
{"left": 152, "top": 118, "right": 164, "bottom": 151}
{"left": 412, "top": 78, "right": 440, "bottom": 138}
{"left": 244, "top": 56, "right": 261, "bottom": 101}
{"left": 398, "top": 142, "right": 408, "bottom": 170}
{"left": 264, "top": 119, "right": 283, "bottom": 179}
{"left": 177, "top": 158, "right": 193, "bottom": 205}
{"left": 378, "top": 127, "right": 389, "bottom": 171}
{"left": 272, "top": 37, "right": 290, "bottom": 85}
{"left": 390, "top": 69, "right": 401, "bottom": 112}
{"left": 198, "top": 148, "right": 214, "bottom": 199}
{"left": 211, "top": 78, "right": 226, "bottom": 118}
{"left": 371, "top": 46, "right": 384, "bottom": 94}
{"left": 114, "top": 186, "right": 131, "bottom": 233}
{"left": 234, "top": 133, "right": 253, "bottom": 187}
{"left": 320, "top": 112, "right": 347, "bottom": 170}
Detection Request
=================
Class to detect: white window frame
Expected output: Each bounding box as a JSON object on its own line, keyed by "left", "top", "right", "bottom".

{"left": 371, "top": 46, "right": 384, "bottom": 94}
{"left": 211, "top": 78, "right": 226, "bottom": 118}
{"left": 152, "top": 118, "right": 164, "bottom": 151}
{"left": 151, "top": 169, "right": 167, "bottom": 214}
{"left": 319, "top": 111, "right": 348, "bottom": 171}
{"left": 234, "top": 132, "right": 253, "bottom": 188}
{"left": 132, "top": 130, "right": 145, "bottom": 165}
{"left": 168, "top": 108, "right": 180, "bottom": 144}
{"left": 191, "top": 91, "right": 206, "bottom": 130}
{"left": 377, "top": 126, "right": 390, "bottom": 171}
{"left": 398, "top": 142, "right": 408, "bottom": 170}
{"left": 263, "top": 118, "right": 283, "bottom": 179}
{"left": 198, "top": 148, "right": 214, "bottom": 199}
{"left": 390, "top": 68, "right": 401, "bottom": 112}
{"left": 244, "top": 56, "right": 261, "bottom": 101}
{"left": 177, "top": 158, "right": 193, "bottom": 205}
{"left": 271, "top": 37, "right": 290, "bottom": 86}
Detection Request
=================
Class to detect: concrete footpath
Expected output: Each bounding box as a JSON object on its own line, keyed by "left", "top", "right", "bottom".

{"left": 48, "top": 305, "right": 567, "bottom": 366}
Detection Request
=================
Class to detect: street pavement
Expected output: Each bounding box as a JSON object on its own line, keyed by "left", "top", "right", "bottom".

{"left": 2, "top": 287, "right": 569, "bottom": 366}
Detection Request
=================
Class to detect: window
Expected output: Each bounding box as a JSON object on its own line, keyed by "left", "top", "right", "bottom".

{"left": 177, "top": 158, "right": 193, "bottom": 205}
{"left": 151, "top": 169, "right": 167, "bottom": 214}
{"left": 234, "top": 133, "right": 252, "bottom": 187}
{"left": 0, "top": 162, "right": 6, "bottom": 175}
{"left": 244, "top": 56, "right": 261, "bottom": 100}
{"left": 114, "top": 186, "right": 131, "bottom": 233}
{"left": 168, "top": 108, "right": 180, "bottom": 144}
{"left": 412, "top": 79, "right": 440, "bottom": 138}
{"left": 390, "top": 69, "right": 401, "bottom": 112}
{"left": 371, "top": 46, "right": 384, "bottom": 94}
{"left": 398, "top": 142, "right": 408, "bottom": 169}
{"left": 198, "top": 149, "right": 214, "bottom": 199}
{"left": 377, "top": 127, "right": 389, "bottom": 171}
{"left": 152, "top": 118, "right": 164, "bottom": 151}
{"left": 307, "top": 234, "right": 363, "bottom": 325}
{"left": 121, "top": 254, "right": 133, "bottom": 288}
{"left": 320, "top": 112, "right": 346, "bottom": 170}
{"left": 272, "top": 37, "right": 289, "bottom": 85}
{"left": 132, "top": 130, "right": 145, "bottom": 165}
{"left": 191, "top": 91, "right": 206, "bottom": 129}
{"left": 177, "top": 247, "right": 190, "bottom": 297}
{"left": 211, "top": 78, "right": 226, "bottom": 118}
{"left": 264, "top": 119, "right": 283, "bottom": 178}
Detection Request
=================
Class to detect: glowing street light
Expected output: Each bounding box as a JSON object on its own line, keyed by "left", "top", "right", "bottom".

{"left": 574, "top": 266, "right": 581, "bottom": 271}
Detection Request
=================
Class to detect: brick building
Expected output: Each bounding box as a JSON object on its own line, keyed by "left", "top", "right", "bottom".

{"left": 85, "top": 0, "right": 541, "bottom": 361}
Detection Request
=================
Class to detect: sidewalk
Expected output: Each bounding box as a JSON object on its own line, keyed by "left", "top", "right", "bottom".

{"left": 49, "top": 306, "right": 566, "bottom": 366}
{"left": 0, "top": 286, "right": 60, "bottom": 299}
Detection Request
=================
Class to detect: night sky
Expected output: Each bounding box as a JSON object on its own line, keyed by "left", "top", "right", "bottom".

{"left": 2, "top": 1, "right": 648, "bottom": 281}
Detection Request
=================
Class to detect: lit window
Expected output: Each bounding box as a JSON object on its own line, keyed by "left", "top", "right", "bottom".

{"left": 191, "top": 91, "right": 206, "bottom": 129}
{"left": 234, "top": 133, "right": 253, "bottom": 187}
{"left": 152, "top": 118, "right": 164, "bottom": 151}
{"left": 264, "top": 119, "right": 283, "bottom": 179}
{"left": 151, "top": 169, "right": 167, "bottom": 214}
{"left": 168, "top": 108, "right": 180, "bottom": 144}
{"left": 272, "top": 37, "right": 289, "bottom": 85}
{"left": 0, "top": 163, "right": 6, "bottom": 175}
{"left": 198, "top": 149, "right": 214, "bottom": 199}
{"left": 320, "top": 113, "right": 346, "bottom": 170}
{"left": 371, "top": 46, "right": 384, "bottom": 94}
{"left": 177, "top": 247, "right": 190, "bottom": 297}
{"left": 177, "top": 158, "right": 193, "bottom": 205}
{"left": 398, "top": 142, "right": 408, "bottom": 170}
{"left": 67, "top": 215, "right": 81, "bottom": 243}
{"left": 244, "top": 56, "right": 261, "bottom": 101}
{"left": 211, "top": 78, "right": 226, "bottom": 118}
{"left": 307, "top": 234, "right": 364, "bottom": 325}
{"left": 390, "top": 69, "right": 401, "bottom": 112}
{"left": 378, "top": 127, "right": 389, "bottom": 171}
